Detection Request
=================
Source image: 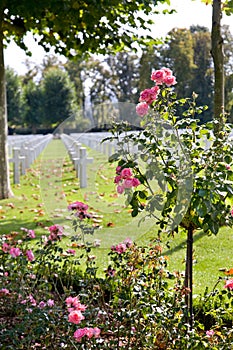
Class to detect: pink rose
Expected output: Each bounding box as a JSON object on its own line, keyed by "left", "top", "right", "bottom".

{"left": 121, "top": 168, "right": 133, "bottom": 179}
{"left": 116, "top": 166, "right": 122, "bottom": 174}
{"left": 26, "top": 249, "right": 35, "bottom": 262}
{"left": 27, "top": 230, "right": 36, "bottom": 238}
{"left": 139, "top": 87, "right": 159, "bottom": 104}
{"left": 124, "top": 237, "right": 133, "bottom": 248}
{"left": 161, "top": 67, "right": 173, "bottom": 76}
{"left": 112, "top": 243, "right": 127, "bottom": 254}
{"left": 0, "top": 288, "right": 10, "bottom": 295}
{"left": 224, "top": 278, "right": 233, "bottom": 290}
{"left": 73, "top": 328, "right": 87, "bottom": 342}
{"left": 9, "top": 247, "right": 21, "bottom": 258}
{"left": 68, "top": 310, "right": 85, "bottom": 324}
{"left": 48, "top": 224, "right": 63, "bottom": 241}
{"left": 66, "top": 249, "right": 76, "bottom": 255}
{"left": 131, "top": 177, "right": 141, "bottom": 187}
{"left": 136, "top": 102, "right": 149, "bottom": 117}
{"left": 85, "top": 327, "right": 94, "bottom": 339}
{"left": 66, "top": 296, "right": 86, "bottom": 312}
{"left": 92, "top": 327, "right": 101, "bottom": 338}
{"left": 38, "top": 301, "right": 46, "bottom": 309}
{"left": 117, "top": 185, "right": 124, "bottom": 194}
{"left": 114, "top": 175, "right": 122, "bottom": 184}
{"left": 206, "top": 330, "right": 215, "bottom": 337}
{"left": 151, "top": 69, "right": 166, "bottom": 84}
{"left": 29, "top": 294, "right": 37, "bottom": 306}
{"left": 163, "top": 75, "right": 177, "bottom": 87}
{"left": 47, "top": 299, "right": 55, "bottom": 307}
{"left": 67, "top": 201, "right": 88, "bottom": 211}
{"left": 2, "top": 243, "right": 10, "bottom": 253}
{"left": 123, "top": 178, "right": 134, "bottom": 188}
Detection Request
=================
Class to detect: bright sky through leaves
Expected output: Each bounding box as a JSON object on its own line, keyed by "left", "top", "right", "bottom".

{"left": 4, "top": 0, "right": 233, "bottom": 75}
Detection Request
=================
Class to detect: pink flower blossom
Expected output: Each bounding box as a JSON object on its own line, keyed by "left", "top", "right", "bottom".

{"left": 47, "top": 299, "right": 55, "bottom": 307}
{"left": 92, "top": 327, "right": 101, "bottom": 338}
{"left": 224, "top": 278, "right": 233, "bottom": 290}
{"left": 114, "top": 175, "right": 122, "bottom": 184}
{"left": 2, "top": 243, "right": 10, "bottom": 253}
{"left": 73, "top": 327, "right": 101, "bottom": 342}
{"left": 117, "top": 185, "right": 124, "bottom": 194}
{"left": 85, "top": 327, "right": 101, "bottom": 339}
{"left": 73, "top": 328, "right": 87, "bottom": 342}
{"left": 163, "top": 75, "right": 177, "bottom": 86}
{"left": 121, "top": 168, "right": 133, "bottom": 179}
{"left": 9, "top": 247, "right": 21, "bottom": 258}
{"left": 139, "top": 86, "right": 160, "bottom": 104}
{"left": 151, "top": 69, "right": 166, "bottom": 84}
{"left": 123, "top": 178, "right": 135, "bottom": 188}
{"left": 66, "top": 296, "right": 86, "bottom": 312}
{"left": 136, "top": 102, "right": 149, "bottom": 117}
{"left": 206, "top": 330, "right": 215, "bottom": 337}
{"left": 29, "top": 294, "right": 37, "bottom": 306}
{"left": 68, "top": 201, "right": 88, "bottom": 212}
{"left": 106, "top": 267, "right": 116, "bottom": 277}
{"left": 38, "top": 301, "right": 46, "bottom": 309}
{"left": 124, "top": 237, "right": 133, "bottom": 248}
{"left": 161, "top": 67, "right": 173, "bottom": 76}
{"left": 111, "top": 243, "right": 127, "bottom": 254}
{"left": 0, "top": 288, "right": 10, "bottom": 295}
{"left": 66, "top": 249, "right": 76, "bottom": 255}
{"left": 26, "top": 249, "right": 35, "bottom": 262}
{"left": 48, "top": 224, "right": 63, "bottom": 241}
{"left": 27, "top": 230, "right": 36, "bottom": 238}
{"left": 68, "top": 310, "right": 85, "bottom": 324}
{"left": 131, "top": 177, "right": 141, "bottom": 187}
{"left": 116, "top": 166, "right": 122, "bottom": 174}
{"left": 123, "top": 178, "right": 140, "bottom": 188}
{"left": 231, "top": 207, "right": 233, "bottom": 217}
{"left": 151, "top": 67, "right": 177, "bottom": 87}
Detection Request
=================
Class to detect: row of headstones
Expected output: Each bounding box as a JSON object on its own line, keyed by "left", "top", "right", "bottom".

{"left": 8, "top": 134, "right": 53, "bottom": 184}
{"left": 70, "top": 132, "right": 140, "bottom": 157}
{"left": 70, "top": 132, "right": 117, "bottom": 157}
{"left": 60, "top": 134, "right": 93, "bottom": 188}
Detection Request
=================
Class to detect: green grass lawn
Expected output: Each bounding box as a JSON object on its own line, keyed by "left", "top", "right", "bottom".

{"left": 1, "top": 138, "right": 232, "bottom": 296}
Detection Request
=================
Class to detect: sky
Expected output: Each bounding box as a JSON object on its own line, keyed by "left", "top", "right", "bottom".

{"left": 4, "top": 0, "right": 233, "bottom": 75}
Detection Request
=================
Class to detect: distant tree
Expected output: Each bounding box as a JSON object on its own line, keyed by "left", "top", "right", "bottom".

{"left": 138, "top": 45, "right": 163, "bottom": 92}
{"left": 41, "top": 68, "right": 78, "bottom": 129}
{"left": 162, "top": 28, "right": 196, "bottom": 99}
{"left": 190, "top": 25, "right": 214, "bottom": 122}
{"left": 23, "top": 80, "right": 43, "bottom": 133}
{"left": 64, "top": 58, "right": 86, "bottom": 111}
{"left": 106, "top": 52, "right": 140, "bottom": 104}
{"left": 5, "top": 67, "right": 25, "bottom": 129}
{"left": 222, "top": 25, "right": 233, "bottom": 122}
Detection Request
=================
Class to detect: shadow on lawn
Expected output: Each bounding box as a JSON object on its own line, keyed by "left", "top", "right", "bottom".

{"left": 163, "top": 229, "right": 206, "bottom": 256}
{"left": 0, "top": 218, "right": 54, "bottom": 236}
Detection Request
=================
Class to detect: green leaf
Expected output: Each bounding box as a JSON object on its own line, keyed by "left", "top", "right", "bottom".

{"left": 209, "top": 221, "right": 219, "bottom": 235}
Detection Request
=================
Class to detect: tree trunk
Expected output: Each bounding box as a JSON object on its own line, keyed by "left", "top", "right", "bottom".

{"left": 0, "top": 6, "right": 13, "bottom": 199}
{"left": 211, "top": 0, "right": 225, "bottom": 128}
{"left": 185, "top": 226, "right": 194, "bottom": 330}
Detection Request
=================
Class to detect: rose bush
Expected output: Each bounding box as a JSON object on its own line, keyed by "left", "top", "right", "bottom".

{"left": 106, "top": 67, "right": 233, "bottom": 328}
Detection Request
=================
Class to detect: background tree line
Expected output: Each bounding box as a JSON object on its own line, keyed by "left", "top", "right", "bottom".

{"left": 7, "top": 25, "right": 233, "bottom": 134}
